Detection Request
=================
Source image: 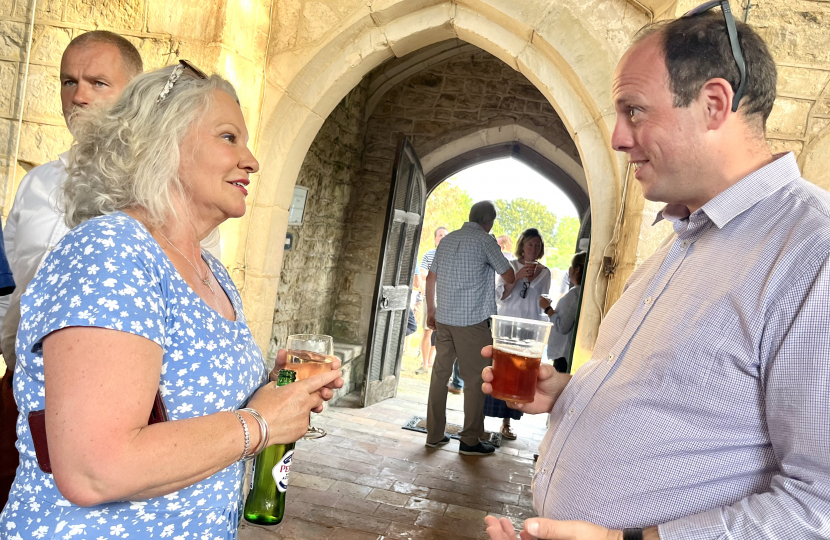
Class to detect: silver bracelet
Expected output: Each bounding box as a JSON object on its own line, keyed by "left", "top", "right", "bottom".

{"left": 241, "top": 407, "right": 270, "bottom": 456}
{"left": 232, "top": 410, "right": 251, "bottom": 461}
{"left": 241, "top": 408, "right": 267, "bottom": 455}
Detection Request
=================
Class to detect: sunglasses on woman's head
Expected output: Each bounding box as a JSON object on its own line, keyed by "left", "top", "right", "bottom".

{"left": 156, "top": 59, "right": 208, "bottom": 105}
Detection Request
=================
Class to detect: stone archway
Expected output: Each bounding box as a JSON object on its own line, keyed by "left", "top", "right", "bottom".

{"left": 420, "top": 123, "right": 589, "bottom": 215}
{"left": 240, "top": 1, "right": 653, "bottom": 365}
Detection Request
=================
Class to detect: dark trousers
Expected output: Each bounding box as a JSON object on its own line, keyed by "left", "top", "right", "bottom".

{"left": 0, "top": 369, "right": 18, "bottom": 510}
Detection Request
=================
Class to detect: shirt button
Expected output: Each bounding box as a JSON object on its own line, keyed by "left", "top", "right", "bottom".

{"left": 644, "top": 296, "right": 652, "bottom": 305}
{"left": 568, "top": 408, "right": 575, "bottom": 416}
{"left": 541, "top": 468, "right": 547, "bottom": 474}
{"left": 607, "top": 353, "right": 614, "bottom": 362}
{"left": 680, "top": 240, "right": 689, "bottom": 248}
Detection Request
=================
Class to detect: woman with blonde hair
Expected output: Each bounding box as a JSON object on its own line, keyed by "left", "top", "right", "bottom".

{"left": 0, "top": 61, "right": 342, "bottom": 538}
{"left": 487, "top": 228, "right": 551, "bottom": 440}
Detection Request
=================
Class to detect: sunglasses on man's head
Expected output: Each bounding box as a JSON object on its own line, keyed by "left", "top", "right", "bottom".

{"left": 681, "top": 0, "right": 746, "bottom": 113}
{"left": 156, "top": 59, "right": 208, "bottom": 105}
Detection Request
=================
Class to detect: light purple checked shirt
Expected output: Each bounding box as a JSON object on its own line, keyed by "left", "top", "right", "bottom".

{"left": 534, "top": 153, "right": 830, "bottom": 539}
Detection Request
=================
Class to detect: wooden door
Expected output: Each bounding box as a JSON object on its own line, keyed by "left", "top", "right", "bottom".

{"left": 361, "top": 136, "right": 426, "bottom": 406}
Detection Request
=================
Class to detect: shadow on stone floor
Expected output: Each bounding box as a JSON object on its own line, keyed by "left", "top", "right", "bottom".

{"left": 239, "top": 389, "right": 544, "bottom": 540}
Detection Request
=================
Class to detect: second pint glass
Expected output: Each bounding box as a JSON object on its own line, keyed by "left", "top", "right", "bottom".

{"left": 490, "top": 315, "right": 553, "bottom": 403}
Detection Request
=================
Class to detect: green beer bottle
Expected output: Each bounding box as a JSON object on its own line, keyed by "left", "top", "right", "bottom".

{"left": 243, "top": 369, "right": 297, "bottom": 525}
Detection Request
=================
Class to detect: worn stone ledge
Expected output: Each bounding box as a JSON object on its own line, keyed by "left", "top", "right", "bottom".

{"left": 334, "top": 342, "right": 364, "bottom": 366}
{"left": 331, "top": 341, "right": 365, "bottom": 406}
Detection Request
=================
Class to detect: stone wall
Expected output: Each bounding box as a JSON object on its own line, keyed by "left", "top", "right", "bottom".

{"left": 269, "top": 79, "right": 369, "bottom": 359}
{"left": 670, "top": 0, "right": 829, "bottom": 176}
{"left": 330, "top": 47, "right": 581, "bottom": 347}
{"left": 242, "top": 0, "right": 650, "bottom": 356}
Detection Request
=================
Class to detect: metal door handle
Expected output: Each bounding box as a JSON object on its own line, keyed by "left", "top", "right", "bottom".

{"left": 380, "top": 297, "right": 389, "bottom": 309}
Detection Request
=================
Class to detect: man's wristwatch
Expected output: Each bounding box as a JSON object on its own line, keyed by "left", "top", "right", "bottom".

{"left": 544, "top": 306, "right": 554, "bottom": 316}
{"left": 623, "top": 528, "right": 643, "bottom": 540}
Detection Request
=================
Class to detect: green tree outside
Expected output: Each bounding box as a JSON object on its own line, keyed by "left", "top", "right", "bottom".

{"left": 415, "top": 182, "right": 472, "bottom": 269}
{"left": 415, "top": 186, "right": 580, "bottom": 274}
{"left": 546, "top": 215, "right": 581, "bottom": 270}
{"left": 491, "top": 198, "right": 579, "bottom": 272}
{"left": 491, "top": 198, "right": 558, "bottom": 254}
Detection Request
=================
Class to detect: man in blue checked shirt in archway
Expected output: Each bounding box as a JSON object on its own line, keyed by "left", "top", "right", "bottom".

{"left": 483, "top": 4, "right": 830, "bottom": 540}
{"left": 425, "top": 201, "right": 515, "bottom": 457}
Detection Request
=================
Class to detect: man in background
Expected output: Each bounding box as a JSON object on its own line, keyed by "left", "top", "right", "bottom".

{"left": 414, "top": 226, "right": 447, "bottom": 374}
{"left": 0, "top": 31, "right": 142, "bottom": 509}
{"left": 425, "top": 202, "right": 514, "bottom": 456}
{"left": 496, "top": 235, "right": 515, "bottom": 261}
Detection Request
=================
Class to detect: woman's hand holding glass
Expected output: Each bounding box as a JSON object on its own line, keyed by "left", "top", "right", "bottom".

{"left": 269, "top": 347, "right": 343, "bottom": 411}
{"left": 516, "top": 263, "right": 536, "bottom": 281}
{"left": 244, "top": 349, "right": 343, "bottom": 445}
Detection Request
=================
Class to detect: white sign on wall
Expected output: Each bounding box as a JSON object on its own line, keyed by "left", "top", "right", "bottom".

{"left": 288, "top": 186, "right": 309, "bottom": 226}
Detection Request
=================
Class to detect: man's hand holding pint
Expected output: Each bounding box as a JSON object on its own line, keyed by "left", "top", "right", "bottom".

{"left": 480, "top": 345, "right": 571, "bottom": 415}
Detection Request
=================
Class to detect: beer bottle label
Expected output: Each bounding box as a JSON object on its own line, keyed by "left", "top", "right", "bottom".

{"left": 272, "top": 449, "right": 294, "bottom": 493}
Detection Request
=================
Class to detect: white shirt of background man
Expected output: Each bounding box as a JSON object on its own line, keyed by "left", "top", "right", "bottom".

{"left": 0, "top": 154, "right": 72, "bottom": 323}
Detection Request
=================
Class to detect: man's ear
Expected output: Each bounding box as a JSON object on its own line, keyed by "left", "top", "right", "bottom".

{"left": 698, "top": 77, "right": 734, "bottom": 131}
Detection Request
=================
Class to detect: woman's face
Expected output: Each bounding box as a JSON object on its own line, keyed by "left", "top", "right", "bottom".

{"left": 178, "top": 90, "right": 259, "bottom": 226}
{"left": 522, "top": 236, "right": 542, "bottom": 261}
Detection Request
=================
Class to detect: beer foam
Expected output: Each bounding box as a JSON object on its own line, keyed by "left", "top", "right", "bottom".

{"left": 493, "top": 342, "right": 544, "bottom": 359}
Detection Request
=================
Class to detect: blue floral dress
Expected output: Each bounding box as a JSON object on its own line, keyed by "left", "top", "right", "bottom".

{"left": 0, "top": 212, "right": 266, "bottom": 539}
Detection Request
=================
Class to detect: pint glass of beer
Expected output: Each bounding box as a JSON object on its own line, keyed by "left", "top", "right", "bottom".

{"left": 490, "top": 315, "right": 553, "bottom": 403}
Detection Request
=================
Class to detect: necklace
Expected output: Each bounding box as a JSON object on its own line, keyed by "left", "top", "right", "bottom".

{"left": 159, "top": 231, "right": 215, "bottom": 293}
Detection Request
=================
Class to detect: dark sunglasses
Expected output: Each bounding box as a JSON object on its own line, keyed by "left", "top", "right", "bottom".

{"left": 682, "top": 0, "right": 746, "bottom": 113}
{"left": 519, "top": 280, "right": 530, "bottom": 299}
{"left": 156, "top": 59, "right": 208, "bottom": 105}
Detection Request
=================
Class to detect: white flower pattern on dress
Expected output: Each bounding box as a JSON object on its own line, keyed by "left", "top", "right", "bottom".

{"left": 0, "top": 213, "right": 266, "bottom": 539}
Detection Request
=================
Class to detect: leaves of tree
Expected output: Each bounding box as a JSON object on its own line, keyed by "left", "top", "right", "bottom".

{"left": 491, "top": 199, "right": 580, "bottom": 271}
{"left": 416, "top": 183, "right": 473, "bottom": 268}
{"left": 416, "top": 185, "right": 580, "bottom": 274}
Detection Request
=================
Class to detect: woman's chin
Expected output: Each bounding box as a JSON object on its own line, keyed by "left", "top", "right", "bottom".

{"left": 219, "top": 203, "right": 247, "bottom": 220}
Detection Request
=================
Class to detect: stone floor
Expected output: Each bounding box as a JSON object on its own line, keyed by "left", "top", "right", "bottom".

{"left": 238, "top": 378, "right": 546, "bottom": 540}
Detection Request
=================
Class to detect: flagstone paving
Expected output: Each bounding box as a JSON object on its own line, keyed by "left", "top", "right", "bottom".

{"left": 239, "top": 377, "right": 546, "bottom": 540}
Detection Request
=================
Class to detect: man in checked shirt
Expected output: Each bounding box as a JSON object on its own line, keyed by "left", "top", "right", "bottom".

{"left": 484, "top": 4, "right": 830, "bottom": 540}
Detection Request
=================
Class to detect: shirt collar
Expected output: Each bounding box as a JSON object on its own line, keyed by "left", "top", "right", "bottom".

{"left": 652, "top": 152, "right": 800, "bottom": 229}
{"left": 57, "top": 151, "right": 70, "bottom": 167}
{"left": 462, "top": 222, "right": 487, "bottom": 232}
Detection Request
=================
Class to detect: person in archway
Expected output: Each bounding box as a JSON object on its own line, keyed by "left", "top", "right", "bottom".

{"left": 486, "top": 228, "right": 551, "bottom": 440}
{"left": 0, "top": 62, "right": 342, "bottom": 537}
{"left": 425, "top": 202, "right": 515, "bottom": 456}
{"left": 496, "top": 235, "right": 516, "bottom": 261}
{"left": 484, "top": 5, "right": 830, "bottom": 540}
{"left": 539, "top": 251, "right": 586, "bottom": 374}
{"left": 414, "top": 226, "right": 448, "bottom": 375}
